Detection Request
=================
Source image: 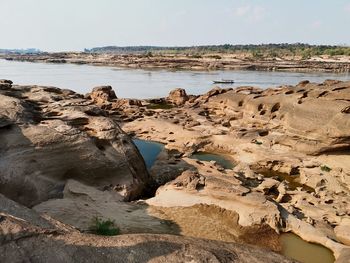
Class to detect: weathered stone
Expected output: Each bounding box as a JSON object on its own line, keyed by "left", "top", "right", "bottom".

{"left": 0, "top": 194, "right": 294, "bottom": 263}
{"left": 89, "top": 85, "right": 117, "bottom": 105}
{"left": 122, "top": 80, "right": 350, "bottom": 261}
{"left": 334, "top": 219, "right": 350, "bottom": 246}
{"left": 0, "top": 79, "right": 13, "bottom": 90}
{"left": 167, "top": 88, "right": 188, "bottom": 105}
{"left": 0, "top": 84, "right": 149, "bottom": 207}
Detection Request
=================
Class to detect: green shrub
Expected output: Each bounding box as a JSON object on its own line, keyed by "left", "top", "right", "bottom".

{"left": 320, "top": 165, "right": 332, "bottom": 172}
{"left": 251, "top": 139, "right": 263, "bottom": 145}
{"left": 89, "top": 217, "right": 120, "bottom": 236}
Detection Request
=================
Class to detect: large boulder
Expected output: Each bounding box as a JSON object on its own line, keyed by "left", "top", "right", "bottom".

{"left": 167, "top": 88, "right": 188, "bottom": 106}
{"left": 0, "top": 79, "right": 13, "bottom": 90}
{"left": 0, "top": 83, "right": 150, "bottom": 207}
{"left": 89, "top": 85, "right": 117, "bottom": 105}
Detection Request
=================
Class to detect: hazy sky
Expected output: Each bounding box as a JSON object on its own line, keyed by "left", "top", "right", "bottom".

{"left": 1, "top": 0, "right": 350, "bottom": 51}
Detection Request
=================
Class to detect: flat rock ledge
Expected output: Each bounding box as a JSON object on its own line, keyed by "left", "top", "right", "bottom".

{"left": 0, "top": 194, "right": 294, "bottom": 263}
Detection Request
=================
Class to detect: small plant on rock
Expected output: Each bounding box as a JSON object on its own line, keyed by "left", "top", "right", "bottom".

{"left": 320, "top": 165, "right": 332, "bottom": 172}
{"left": 89, "top": 217, "right": 120, "bottom": 236}
{"left": 251, "top": 139, "right": 263, "bottom": 145}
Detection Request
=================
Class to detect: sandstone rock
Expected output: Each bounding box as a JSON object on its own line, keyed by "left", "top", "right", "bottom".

{"left": 148, "top": 158, "right": 281, "bottom": 231}
{"left": 89, "top": 85, "right": 117, "bottom": 105}
{"left": 149, "top": 149, "right": 193, "bottom": 186}
{"left": 0, "top": 84, "right": 150, "bottom": 206}
{"left": 256, "top": 178, "right": 280, "bottom": 194}
{"left": 204, "top": 87, "right": 229, "bottom": 98}
{"left": 0, "top": 79, "right": 13, "bottom": 84}
{"left": 196, "top": 87, "right": 231, "bottom": 104}
{"left": 172, "top": 170, "right": 206, "bottom": 190}
{"left": 206, "top": 81, "right": 350, "bottom": 155}
{"left": 121, "top": 80, "right": 350, "bottom": 262}
{"left": 112, "top": 98, "right": 143, "bottom": 109}
{"left": 0, "top": 194, "right": 294, "bottom": 263}
{"left": 334, "top": 219, "right": 350, "bottom": 246}
{"left": 34, "top": 180, "right": 177, "bottom": 234}
{"left": 0, "top": 79, "right": 12, "bottom": 90}
{"left": 167, "top": 88, "right": 188, "bottom": 105}
{"left": 297, "top": 80, "right": 310, "bottom": 86}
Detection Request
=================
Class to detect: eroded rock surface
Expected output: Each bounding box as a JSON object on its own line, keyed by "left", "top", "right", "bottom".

{"left": 0, "top": 82, "right": 150, "bottom": 206}
{"left": 88, "top": 85, "right": 117, "bottom": 105}
{"left": 0, "top": 194, "right": 294, "bottom": 263}
{"left": 205, "top": 80, "right": 350, "bottom": 155}
{"left": 166, "top": 88, "right": 189, "bottom": 106}
{"left": 121, "top": 82, "right": 350, "bottom": 262}
{"left": 1, "top": 79, "right": 350, "bottom": 262}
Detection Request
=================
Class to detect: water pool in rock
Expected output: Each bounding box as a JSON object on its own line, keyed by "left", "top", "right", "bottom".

{"left": 133, "top": 139, "right": 164, "bottom": 169}
{"left": 280, "top": 233, "right": 335, "bottom": 263}
{"left": 190, "top": 152, "right": 235, "bottom": 169}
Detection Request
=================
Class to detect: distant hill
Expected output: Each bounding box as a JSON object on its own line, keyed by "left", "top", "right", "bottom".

{"left": 85, "top": 43, "right": 350, "bottom": 58}
{"left": 0, "top": 48, "right": 42, "bottom": 54}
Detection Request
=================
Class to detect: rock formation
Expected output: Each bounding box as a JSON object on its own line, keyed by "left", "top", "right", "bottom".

{"left": 3, "top": 52, "right": 350, "bottom": 72}
{"left": 166, "top": 88, "right": 189, "bottom": 106}
{"left": 2, "top": 79, "right": 350, "bottom": 262}
{"left": 0, "top": 81, "right": 150, "bottom": 207}
{"left": 0, "top": 193, "right": 293, "bottom": 263}
{"left": 122, "top": 82, "right": 350, "bottom": 262}
{"left": 205, "top": 80, "right": 350, "bottom": 155}
{"left": 88, "top": 85, "right": 117, "bottom": 105}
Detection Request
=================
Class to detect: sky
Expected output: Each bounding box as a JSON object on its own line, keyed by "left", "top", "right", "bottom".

{"left": 1, "top": 0, "right": 350, "bottom": 51}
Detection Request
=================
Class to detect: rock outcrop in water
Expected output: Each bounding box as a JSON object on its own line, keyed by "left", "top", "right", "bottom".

{"left": 2, "top": 52, "right": 350, "bottom": 72}
{"left": 1, "top": 78, "right": 350, "bottom": 262}
{"left": 0, "top": 80, "right": 150, "bottom": 207}
{"left": 121, "top": 81, "right": 350, "bottom": 262}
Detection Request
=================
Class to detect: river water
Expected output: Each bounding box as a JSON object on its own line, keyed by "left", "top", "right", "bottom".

{"left": 1, "top": 59, "right": 349, "bottom": 98}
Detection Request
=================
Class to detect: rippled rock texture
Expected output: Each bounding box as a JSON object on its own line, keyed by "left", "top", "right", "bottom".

{"left": 0, "top": 80, "right": 150, "bottom": 206}
{"left": 122, "top": 80, "right": 350, "bottom": 262}
{"left": 0, "top": 193, "right": 294, "bottom": 263}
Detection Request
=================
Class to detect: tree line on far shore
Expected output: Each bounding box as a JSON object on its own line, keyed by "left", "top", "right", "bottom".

{"left": 85, "top": 43, "right": 350, "bottom": 58}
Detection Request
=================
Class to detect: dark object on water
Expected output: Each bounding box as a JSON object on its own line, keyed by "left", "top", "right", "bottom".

{"left": 213, "top": 79, "right": 235, "bottom": 84}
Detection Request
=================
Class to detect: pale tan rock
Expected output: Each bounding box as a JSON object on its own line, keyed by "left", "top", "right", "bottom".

{"left": 334, "top": 219, "right": 350, "bottom": 246}
{"left": 89, "top": 85, "right": 117, "bottom": 105}
{"left": 121, "top": 80, "right": 350, "bottom": 262}
{"left": 34, "top": 180, "right": 176, "bottom": 234}
{"left": 1, "top": 193, "right": 294, "bottom": 263}
{"left": 207, "top": 81, "right": 350, "bottom": 155}
{"left": 0, "top": 84, "right": 149, "bottom": 206}
{"left": 256, "top": 178, "right": 280, "bottom": 193}
{"left": 167, "top": 88, "right": 188, "bottom": 105}
{"left": 147, "top": 158, "right": 281, "bottom": 231}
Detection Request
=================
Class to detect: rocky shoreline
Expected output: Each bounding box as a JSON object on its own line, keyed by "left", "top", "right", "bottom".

{"left": 1, "top": 79, "right": 350, "bottom": 262}
{"left": 2, "top": 52, "right": 350, "bottom": 73}
{"left": 119, "top": 80, "right": 350, "bottom": 262}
